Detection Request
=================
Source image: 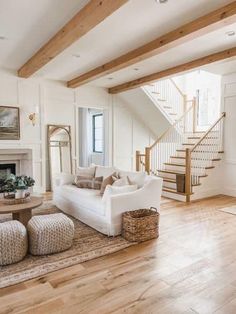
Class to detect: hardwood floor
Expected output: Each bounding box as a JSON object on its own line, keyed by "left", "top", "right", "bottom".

{"left": 1, "top": 195, "right": 236, "bottom": 314}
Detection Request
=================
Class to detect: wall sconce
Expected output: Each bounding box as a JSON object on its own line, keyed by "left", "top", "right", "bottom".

{"left": 28, "top": 106, "right": 39, "bottom": 126}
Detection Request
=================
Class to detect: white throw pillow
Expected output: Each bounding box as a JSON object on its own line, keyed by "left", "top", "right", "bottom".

{"left": 119, "top": 171, "right": 146, "bottom": 188}
{"left": 76, "top": 165, "right": 96, "bottom": 177}
{"left": 95, "top": 165, "right": 118, "bottom": 179}
{"left": 112, "top": 176, "right": 130, "bottom": 187}
{"left": 102, "top": 184, "right": 138, "bottom": 202}
{"left": 54, "top": 173, "right": 75, "bottom": 186}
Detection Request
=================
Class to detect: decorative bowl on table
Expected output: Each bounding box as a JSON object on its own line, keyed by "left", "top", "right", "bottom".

{"left": 3, "top": 192, "right": 31, "bottom": 205}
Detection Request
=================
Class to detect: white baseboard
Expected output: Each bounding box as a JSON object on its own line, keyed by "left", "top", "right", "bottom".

{"left": 191, "top": 188, "right": 222, "bottom": 201}
{"left": 222, "top": 187, "right": 236, "bottom": 197}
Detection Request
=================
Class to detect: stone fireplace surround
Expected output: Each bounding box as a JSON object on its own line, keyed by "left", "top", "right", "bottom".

{"left": 0, "top": 149, "right": 33, "bottom": 178}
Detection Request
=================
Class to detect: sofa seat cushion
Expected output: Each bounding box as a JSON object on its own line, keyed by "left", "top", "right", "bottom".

{"left": 59, "top": 185, "right": 105, "bottom": 216}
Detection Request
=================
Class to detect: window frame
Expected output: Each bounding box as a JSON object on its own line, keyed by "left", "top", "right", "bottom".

{"left": 92, "top": 113, "right": 103, "bottom": 153}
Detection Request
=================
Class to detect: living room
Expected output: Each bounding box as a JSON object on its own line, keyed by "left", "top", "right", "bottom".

{"left": 1, "top": 0, "right": 236, "bottom": 313}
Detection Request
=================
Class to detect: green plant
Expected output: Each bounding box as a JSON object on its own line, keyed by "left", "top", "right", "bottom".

{"left": 1, "top": 175, "right": 35, "bottom": 193}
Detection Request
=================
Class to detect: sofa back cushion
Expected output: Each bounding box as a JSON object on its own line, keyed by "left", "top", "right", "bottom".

{"left": 75, "top": 176, "right": 103, "bottom": 190}
{"left": 76, "top": 165, "right": 96, "bottom": 177}
{"left": 119, "top": 171, "right": 146, "bottom": 188}
{"left": 95, "top": 166, "right": 118, "bottom": 179}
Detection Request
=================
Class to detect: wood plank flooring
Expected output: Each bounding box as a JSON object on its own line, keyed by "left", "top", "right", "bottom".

{"left": 1, "top": 195, "right": 236, "bottom": 313}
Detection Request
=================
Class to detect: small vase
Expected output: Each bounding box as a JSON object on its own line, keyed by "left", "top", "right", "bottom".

{"left": 15, "top": 189, "right": 26, "bottom": 199}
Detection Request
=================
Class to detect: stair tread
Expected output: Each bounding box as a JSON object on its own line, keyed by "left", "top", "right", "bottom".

{"left": 188, "top": 137, "right": 201, "bottom": 139}
{"left": 162, "top": 187, "right": 193, "bottom": 196}
{"left": 187, "top": 136, "right": 218, "bottom": 139}
{"left": 170, "top": 156, "right": 221, "bottom": 161}
{"left": 164, "top": 163, "right": 215, "bottom": 170}
{"left": 177, "top": 149, "right": 224, "bottom": 153}
{"left": 158, "top": 169, "right": 208, "bottom": 177}
{"left": 162, "top": 178, "right": 201, "bottom": 187}
{"left": 163, "top": 178, "right": 177, "bottom": 183}
{"left": 182, "top": 143, "right": 219, "bottom": 146}
{"left": 164, "top": 163, "right": 185, "bottom": 167}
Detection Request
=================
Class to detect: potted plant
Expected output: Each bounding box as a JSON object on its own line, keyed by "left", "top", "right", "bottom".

{"left": 2, "top": 174, "right": 35, "bottom": 199}
{"left": 15, "top": 177, "right": 27, "bottom": 199}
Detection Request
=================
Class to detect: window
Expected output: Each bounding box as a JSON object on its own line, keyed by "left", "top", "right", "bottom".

{"left": 92, "top": 113, "right": 103, "bottom": 153}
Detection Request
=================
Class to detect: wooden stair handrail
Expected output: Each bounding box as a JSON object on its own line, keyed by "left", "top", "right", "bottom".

{"left": 149, "top": 102, "right": 194, "bottom": 149}
{"left": 191, "top": 112, "right": 226, "bottom": 152}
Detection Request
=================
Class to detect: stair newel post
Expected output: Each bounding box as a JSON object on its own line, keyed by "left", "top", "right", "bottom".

{"left": 185, "top": 148, "right": 191, "bottom": 202}
{"left": 145, "top": 147, "right": 151, "bottom": 174}
{"left": 136, "top": 150, "right": 141, "bottom": 172}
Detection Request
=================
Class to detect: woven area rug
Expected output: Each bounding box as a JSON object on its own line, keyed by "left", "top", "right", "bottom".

{"left": 217, "top": 206, "right": 236, "bottom": 216}
{"left": 0, "top": 202, "right": 135, "bottom": 289}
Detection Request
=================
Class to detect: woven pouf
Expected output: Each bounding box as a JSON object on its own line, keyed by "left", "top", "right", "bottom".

{"left": 0, "top": 221, "right": 28, "bottom": 266}
{"left": 27, "top": 213, "right": 74, "bottom": 256}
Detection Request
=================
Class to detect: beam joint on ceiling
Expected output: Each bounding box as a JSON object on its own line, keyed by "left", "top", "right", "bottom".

{"left": 108, "top": 47, "right": 236, "bottom": 94}
{"left": 17, "top": 0, "right": 129, "bottom": 78}
{"left": 67, "top": 1, "right": 236, "bottom": 88}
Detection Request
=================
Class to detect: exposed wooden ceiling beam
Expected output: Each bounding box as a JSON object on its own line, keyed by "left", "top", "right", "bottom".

{"left": 67, "top": 1, "right": 236, "bottom": 88}
{"left": 108, "top": 47, "right": 236, "bottom": 94}
{"left": 18, "top": 0, "right": 129, "bottom": 78}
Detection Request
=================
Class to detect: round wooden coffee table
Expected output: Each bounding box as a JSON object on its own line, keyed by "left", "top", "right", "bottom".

{"left": 0, "top": 196, "right": 43, "bottom": 226}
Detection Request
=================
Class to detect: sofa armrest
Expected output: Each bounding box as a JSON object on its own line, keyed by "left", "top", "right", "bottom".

{"left": 105, "top": 177, "right": 163, "bottom": 229}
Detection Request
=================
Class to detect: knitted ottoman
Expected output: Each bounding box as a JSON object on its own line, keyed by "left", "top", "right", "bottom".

{"left": 0, "top": 221, "right": 28, "bottom": 266}
{"left": 27, "top": 213, "right": 74, "bottom": 256}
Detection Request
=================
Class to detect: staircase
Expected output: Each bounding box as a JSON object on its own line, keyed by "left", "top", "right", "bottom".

{"left": 136, "top": 79, "right": 225, "bottom": 202}
{"left": 142, "top": 78, "right": 186, "bottom": 124}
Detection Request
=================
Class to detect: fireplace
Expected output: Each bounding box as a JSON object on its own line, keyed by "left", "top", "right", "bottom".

{"left": 0, "top": 163, "right": 16, "bottom": 184}
{"left": 0, "top": 149, "right": 32, "bottom": 179}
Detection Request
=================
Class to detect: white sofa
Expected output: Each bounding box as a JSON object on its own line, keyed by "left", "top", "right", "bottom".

{"left": 53, "top": 167, "right": 163, "bottom": 236}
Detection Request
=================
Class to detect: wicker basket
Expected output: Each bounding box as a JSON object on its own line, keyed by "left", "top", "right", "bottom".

{"left": 122, "top": 207, "right": 159, "bottom": 242}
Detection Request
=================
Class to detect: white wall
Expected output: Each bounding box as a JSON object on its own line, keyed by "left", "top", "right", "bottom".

{"left": 196, "top": 71, "right": 236, "bottom": 199}
{"left": 0, "top": 69, "right": 153, "bottom": 192}
{"left": 221, "top": 73, "right": 236, "bottom": 197}
{"left": 118, "top": 88, "right": 169, "bottom": 138}
{"left": 0, "top": 70, "right": 45, "bottom": 193}
{"left": 112, "top": 96, "right": 154, "bottom": 170}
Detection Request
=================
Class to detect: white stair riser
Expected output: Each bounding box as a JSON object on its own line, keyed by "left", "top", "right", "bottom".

{"left": 162, "top": 191, "right": 186, "bottom": 202}
{"left": 163, "top": 181, "right": 177, "bottom": 189}
{"left": 164, "top": 163, "right": 215, "bottom": 172}
{"left": 182, "top": 144, "right": 221, "bottom": 152}
{"left": 170, "top": 157, "right": 220, "bottom": 164}
{"left": 159, "top": 172, "right": 177, "bottom": 180}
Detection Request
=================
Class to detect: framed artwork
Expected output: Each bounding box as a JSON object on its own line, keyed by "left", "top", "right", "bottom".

{"left": 0, "top": 106, "right": 20, "bottom": 140}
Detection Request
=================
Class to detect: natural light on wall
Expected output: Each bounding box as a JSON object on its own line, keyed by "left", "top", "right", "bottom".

{"left": 175, "top": 70, "right": 221, "bottom": 131}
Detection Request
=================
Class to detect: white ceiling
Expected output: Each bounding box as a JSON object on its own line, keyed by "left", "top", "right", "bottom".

{"left": 0, "top": 0, "right": 90, "bottom": 69}
{"left": 93, "top": 22, "right": 236, "bottom": 87}
{"left": 0, "top": 0, "right": 236, "bottom": 86}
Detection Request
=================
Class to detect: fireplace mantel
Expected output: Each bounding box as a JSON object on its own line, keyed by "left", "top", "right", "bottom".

{"left": 0, "top": 149, "right": 33, "bottom": 177}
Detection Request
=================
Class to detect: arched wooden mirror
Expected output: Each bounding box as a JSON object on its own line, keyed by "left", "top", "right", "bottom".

{"left": 47, "top": 125, "right": 72, "bottom": 191}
